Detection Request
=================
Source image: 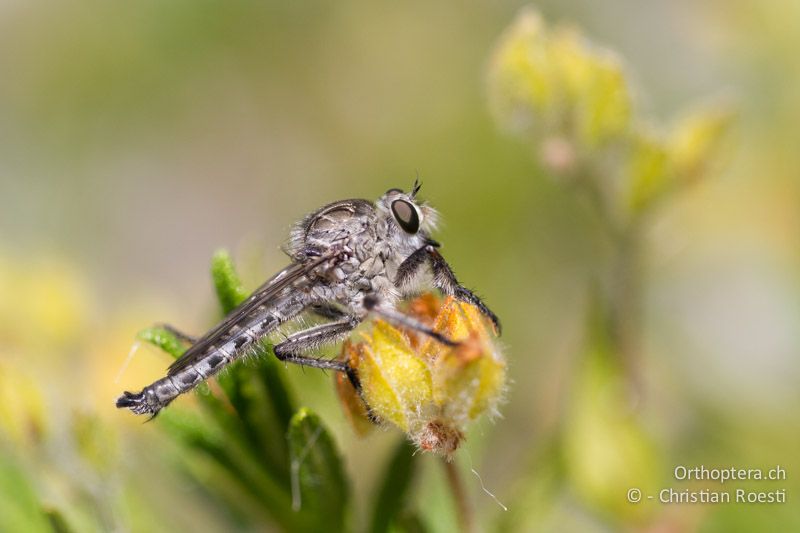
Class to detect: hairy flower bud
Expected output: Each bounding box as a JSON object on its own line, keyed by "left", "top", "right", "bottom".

{"left": 335, "top": 294, "right": 506, "bottom": 457}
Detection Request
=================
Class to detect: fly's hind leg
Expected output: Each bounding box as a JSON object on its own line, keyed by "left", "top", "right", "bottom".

{"left": 272, "top": 316, "right": 362, "bottom": 390}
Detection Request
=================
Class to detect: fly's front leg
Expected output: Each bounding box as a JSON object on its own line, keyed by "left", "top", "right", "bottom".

{"left": 394, "top": 244, "right": 430, "bottom": 289}
{"left": 362, "top": 294, "right": 458, "bottom": 347}
{"left": 395, "top": 244, "right": 502, "bottom": 334}
{"left": 429, "top": 248, "right": 501, "bottom": 334}
{"left": 273, "top": 316, "right": 362, "bottom": 388}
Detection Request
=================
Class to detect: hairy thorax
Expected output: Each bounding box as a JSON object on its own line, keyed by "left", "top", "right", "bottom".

{"left": 286, "top": 198, "right": 411, "bottom": 314}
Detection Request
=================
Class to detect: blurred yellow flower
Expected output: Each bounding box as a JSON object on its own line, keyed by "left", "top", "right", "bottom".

{"left": 488, "top": 7, "right": 731, "bottom": 218}
{"left": 668, "top": 102, "right": 734, "bottom": 183}
{"left": 0, "top": 253, "right": 91, "bottom": 354}
{"left": 0, "top": 363, "right": 47, "bottom": 447}
{"left": 487, "top": 8, "right": 632, "bottom": 150}
{"left": 336, "top": 295, "right": 506, "bottom": 457}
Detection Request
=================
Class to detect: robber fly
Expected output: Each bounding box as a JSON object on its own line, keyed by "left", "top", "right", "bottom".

{"left": 117, "top": 181, "right": 500, "bottom": 416}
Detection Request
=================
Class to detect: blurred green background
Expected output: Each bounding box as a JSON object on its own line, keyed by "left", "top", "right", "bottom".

{"left": 1, "top": 0, "right": 798, "bottom": 531}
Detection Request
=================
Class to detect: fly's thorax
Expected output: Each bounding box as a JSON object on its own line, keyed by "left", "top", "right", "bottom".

{"left": 286, "top": 187, "right": 439, "bottom": 309}
{"left": 286, "top": 198, "right": 376, "bottom": 261}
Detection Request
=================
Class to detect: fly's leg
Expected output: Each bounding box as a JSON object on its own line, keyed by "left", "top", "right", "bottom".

{"left": 395, "top": 244, "right": 502, "bottom": 334}
{"left": 308, "top": 302, "right": 349, "bottom": 321}
{"left": 429, "top": 248, "right": 501, "bottom": 334}
{"left": 273, "top": 315, "right": 376, "bottom": 421}
{"left": 362, "top": 294, "right": 459, "bottom": 347}
{"left": 156, "top": 323, "right": 199, "bottom": 344}
{"left": 394, "top": 244, "right": 429, "bottom": 288}
{"left": 273, "top": 316, "right": 362, "bottom": 389}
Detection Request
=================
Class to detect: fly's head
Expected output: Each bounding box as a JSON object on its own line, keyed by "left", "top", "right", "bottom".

{"left": 376, "top": 181, "right": 440, "bottom": 256}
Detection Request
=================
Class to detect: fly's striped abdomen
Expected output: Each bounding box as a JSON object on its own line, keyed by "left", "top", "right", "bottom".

{"left": 116, "top": 294, "right": 308, "bottom": 416}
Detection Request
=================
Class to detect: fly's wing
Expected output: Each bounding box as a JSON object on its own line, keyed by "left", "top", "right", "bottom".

{"left": 166, "top": 256, "right": 330, "bottom": 375}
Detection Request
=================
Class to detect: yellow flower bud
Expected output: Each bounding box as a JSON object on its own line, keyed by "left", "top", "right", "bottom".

{"left": 669, "top": 102, "right": 733, "bottom": 182}
{"left": 487, "top": 8, "right": 632, "bottom": 148}
{"left": 335, "top": 295, "right": 506, "bottom": 457}
{"left": 625, "top": 130, "right": 672, "bottom": 214}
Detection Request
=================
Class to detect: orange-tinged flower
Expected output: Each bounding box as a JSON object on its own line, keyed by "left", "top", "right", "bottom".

{"left": 335, "top": 295, "right": 506, "bottom": 457}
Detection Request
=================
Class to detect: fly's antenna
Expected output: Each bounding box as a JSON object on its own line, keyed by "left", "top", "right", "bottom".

{"left": 411, "top": 173, "right": 422, "bottom": 198}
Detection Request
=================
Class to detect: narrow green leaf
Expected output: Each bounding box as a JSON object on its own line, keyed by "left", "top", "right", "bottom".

{"left": 0, "top": 452, "right": 52, "bottom": 533}
{"left": 369, "top": 439, "right": 418, "bottom": 533}
{"left": 394, "top": 510, "right": 430, "bottom": 533}
{"left": 156, "top": 408, "right": 228, "bottom": 465}
{"left": 256, "top": 347, "right": 296, "bottom": 430}
{"left": 216, "top": 343, "right": 295, "bottom": 432}
{"left": 208, "top": 251, "right": 297, "bottom": 478}
{"left": 135, "top": 251, "right": 322, "bottom": 531}
{"left": 211, "top": 249, "right": 248, "bottom": 315}
{"left": 136, "top": 326, "right": 187, "bottom": 360}
{"left": 287, "top": 408, "right": 350, "bottom": 532}
{"left": 216, "top": 354, "right": 295, "bottom": 485}
{"left": 158, "top": 409, "right": 301, "bottom": 531}
{"left": 139, "top": 254, "right": 296, "bottom": 475}
{"left": 43, "top": 508, "right": 74, "bottom": 533}
{"left": 209, "top": 250, "right": 261, "bottom": 425}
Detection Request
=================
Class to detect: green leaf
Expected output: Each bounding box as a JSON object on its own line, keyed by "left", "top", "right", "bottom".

{"left": 369, "top": 439, "right": 418, "bottom": 533}
{"left": 158, "top": 408, "right": 301, "bottom": 531}
{"left": 256, "top": 348, "right": 296, "bottom": 430}
{"left": 136, "top": 326, "right": 187, "bottom": 360}
{"left": 211, "top": 249, "right": 248, "bottom": 314}
{"left": 393, "top": 511, "right": 430, "bottom": 533}
{"left": 139, "top": 252, "right": 298, "bottom": 480}
{"left": 207, "top": 252, "right": 297, "bottom": 481}
{"left": 562, "top": 345, "right": 659, "bottom": 522}
{"left": 0, "top": 452, "right": 52, "bottom": 533}
{"left": 287, "top": 408, "right": 350, "bottom": 532}
{"left": 216, "top": 349, "right": 295, "bottom": 485}
{"left": 136, "top": 250, "right": 333, "bottom": 531}
{"left": 43, "top": 508, "right": 74, "bottom": 533}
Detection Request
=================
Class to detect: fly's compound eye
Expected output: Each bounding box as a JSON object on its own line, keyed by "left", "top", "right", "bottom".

{"left": 391, "top": 199, "right": 420, "bottom": 234}
{"left": 385, "top": 188, "right": 404, "bottom": 195}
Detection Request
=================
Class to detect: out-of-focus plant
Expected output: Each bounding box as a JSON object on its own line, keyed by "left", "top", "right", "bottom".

{"left": 487, "top": 7, "right": 731, "bottom": 529}
{"left": 488, "top": 9, "right": 731, "bottom": 222}
{"left": 4, "top": 246, "right": 489, "bottom": 531}
{"left": 135, "top": 250, "right": 503, "bottom": 532}
{"left": 136, "top": 250, "right": 348, "bottom": 531}
{"left": 0, "top": 256, "right": 90, "bottom": 353}
{"left": 0, "top": 253, "right": 166, "bottom": 532}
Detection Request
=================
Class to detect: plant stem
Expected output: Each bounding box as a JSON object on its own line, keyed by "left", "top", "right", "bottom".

{"left": 577, "top": 167, "right": 645, "bottom": 405}
{"left": 442, "top": 458, "right": 474, "bottom": 533}
{"left": 609, "top": 224, "right": 644, "bottom": 405}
